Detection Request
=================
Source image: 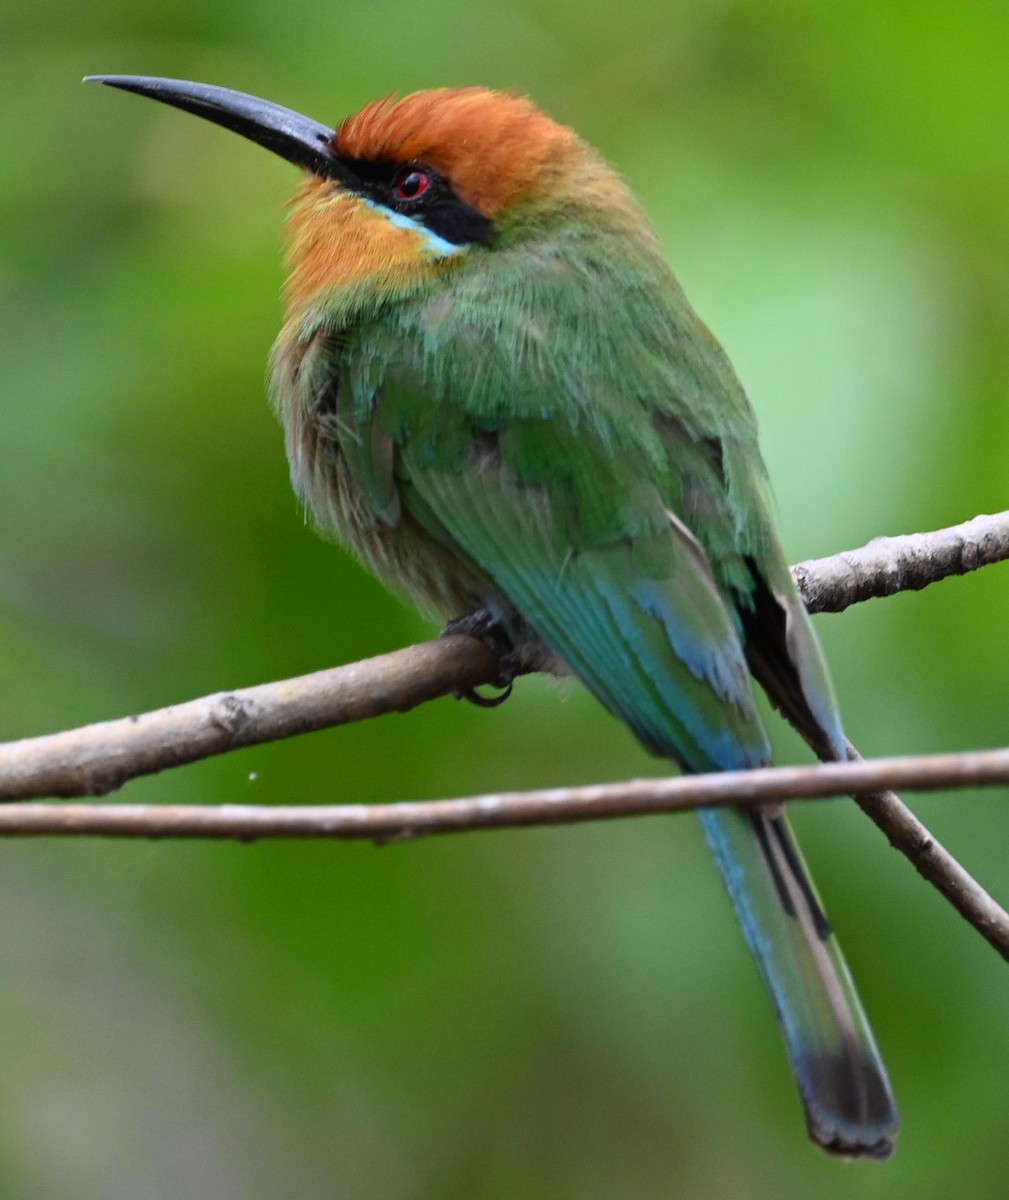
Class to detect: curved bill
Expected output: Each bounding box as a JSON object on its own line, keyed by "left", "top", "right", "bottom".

{"left": 84, "top": 75, "right": 347, "bottom": 181}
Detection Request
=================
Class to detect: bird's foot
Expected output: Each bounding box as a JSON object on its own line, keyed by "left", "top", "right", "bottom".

{"left": 441, "top": 609, "right": 520, "bottom": 708}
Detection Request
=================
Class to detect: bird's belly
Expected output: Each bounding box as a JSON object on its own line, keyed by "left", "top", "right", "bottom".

{"left": 288, "top": 419, "right": 493, "bottom": 623}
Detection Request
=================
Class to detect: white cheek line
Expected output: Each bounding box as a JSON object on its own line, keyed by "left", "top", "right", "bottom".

{"left": 360, "top": 197, "right": 467, "bottom": 260}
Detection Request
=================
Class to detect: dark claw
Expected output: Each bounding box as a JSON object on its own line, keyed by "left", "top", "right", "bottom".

{"left": 442, "top": 608, "right": 520, "bottom": 707}
{"left": 455, "top": 681, "right": 514, "bottom": 708}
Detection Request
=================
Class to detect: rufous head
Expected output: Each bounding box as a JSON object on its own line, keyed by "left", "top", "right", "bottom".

{"left": 293, "top": 86, "right": 642, "bottom": 306}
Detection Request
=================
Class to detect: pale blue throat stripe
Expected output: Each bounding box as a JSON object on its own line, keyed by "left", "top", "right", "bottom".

{"left": 361, "top": 197, "right": 467, "bottom": 259}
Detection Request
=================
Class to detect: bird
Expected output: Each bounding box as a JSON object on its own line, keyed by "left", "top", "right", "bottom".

{"left": 86, "top": 74, "right": 898, "bottom": 1158}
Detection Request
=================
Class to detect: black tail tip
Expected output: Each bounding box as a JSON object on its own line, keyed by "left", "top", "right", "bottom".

{"left": 800, "top": 1049, "right": 899, "bottom": 1161}
{"left": 810, "top": 1124, "right": 896, "bottom": 1162}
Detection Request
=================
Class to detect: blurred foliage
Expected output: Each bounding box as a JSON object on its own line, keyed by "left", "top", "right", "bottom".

{"left": 1, "top": 1, "right": 1008, "bottom": 1196}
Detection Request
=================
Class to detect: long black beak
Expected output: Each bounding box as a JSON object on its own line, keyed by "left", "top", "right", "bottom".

{"left": 85, "top": 75, "right": 349, "bottom": 181}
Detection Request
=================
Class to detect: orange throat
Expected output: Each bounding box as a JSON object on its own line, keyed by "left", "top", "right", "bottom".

{"left": 283, "top": 179, "right": 456, "bottom": 311}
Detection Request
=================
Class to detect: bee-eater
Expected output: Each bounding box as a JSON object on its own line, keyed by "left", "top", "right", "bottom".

{"left": 87, "top": 75, "right": 897, "bottom": 1158}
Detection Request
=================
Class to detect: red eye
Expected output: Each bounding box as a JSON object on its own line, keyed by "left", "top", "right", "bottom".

{"left": 395, "top": 170, "right": 431, "bottom": 202}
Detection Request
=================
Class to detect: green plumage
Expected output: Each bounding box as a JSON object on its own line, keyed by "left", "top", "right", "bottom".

{"left": 276, "top": 208, "right": 820, "bottom": 766}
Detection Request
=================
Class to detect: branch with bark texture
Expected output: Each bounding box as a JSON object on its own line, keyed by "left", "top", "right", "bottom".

{"left": 1, "top": 511, "right": 1007, "bottom": 955}
{"left": 793, "top": 510, "right": 1009, "bottom": 612}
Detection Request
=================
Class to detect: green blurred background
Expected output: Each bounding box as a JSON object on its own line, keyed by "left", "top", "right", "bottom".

{"left": 2, "top": 1, "right": 1008, "bottom": 1196}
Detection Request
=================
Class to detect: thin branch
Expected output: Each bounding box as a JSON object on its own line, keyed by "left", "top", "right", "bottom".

{"left": 794, "top": 510, "right": 1009, "bottom": 613}
{"left": 0, "top": 746, "right": 1006, "bottom": 955}
{"left": 841, "top": 741, "right": 1009, "bottom": 961}
{"left": 0, "top": 636, "right": 501, "bottom": 801}
{"left": 1, "top": 746, "right": 1005, "bottom": 835}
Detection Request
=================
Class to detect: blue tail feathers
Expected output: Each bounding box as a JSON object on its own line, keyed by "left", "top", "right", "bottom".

{"left": 698, "top": 805, "right": 897, "bottom": 1158}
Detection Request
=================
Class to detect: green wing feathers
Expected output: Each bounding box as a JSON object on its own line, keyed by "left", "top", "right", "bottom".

{"left": 399, "top": 441, "right": 771, "bottom": 770}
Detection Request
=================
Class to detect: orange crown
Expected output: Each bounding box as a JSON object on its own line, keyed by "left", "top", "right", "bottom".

{"left": 332, "top": 88, "right": 582, "bottom": 218}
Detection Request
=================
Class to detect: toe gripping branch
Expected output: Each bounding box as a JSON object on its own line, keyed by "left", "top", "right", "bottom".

{"left": 441, "top": 609, "right": 522, "bottom": 707}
